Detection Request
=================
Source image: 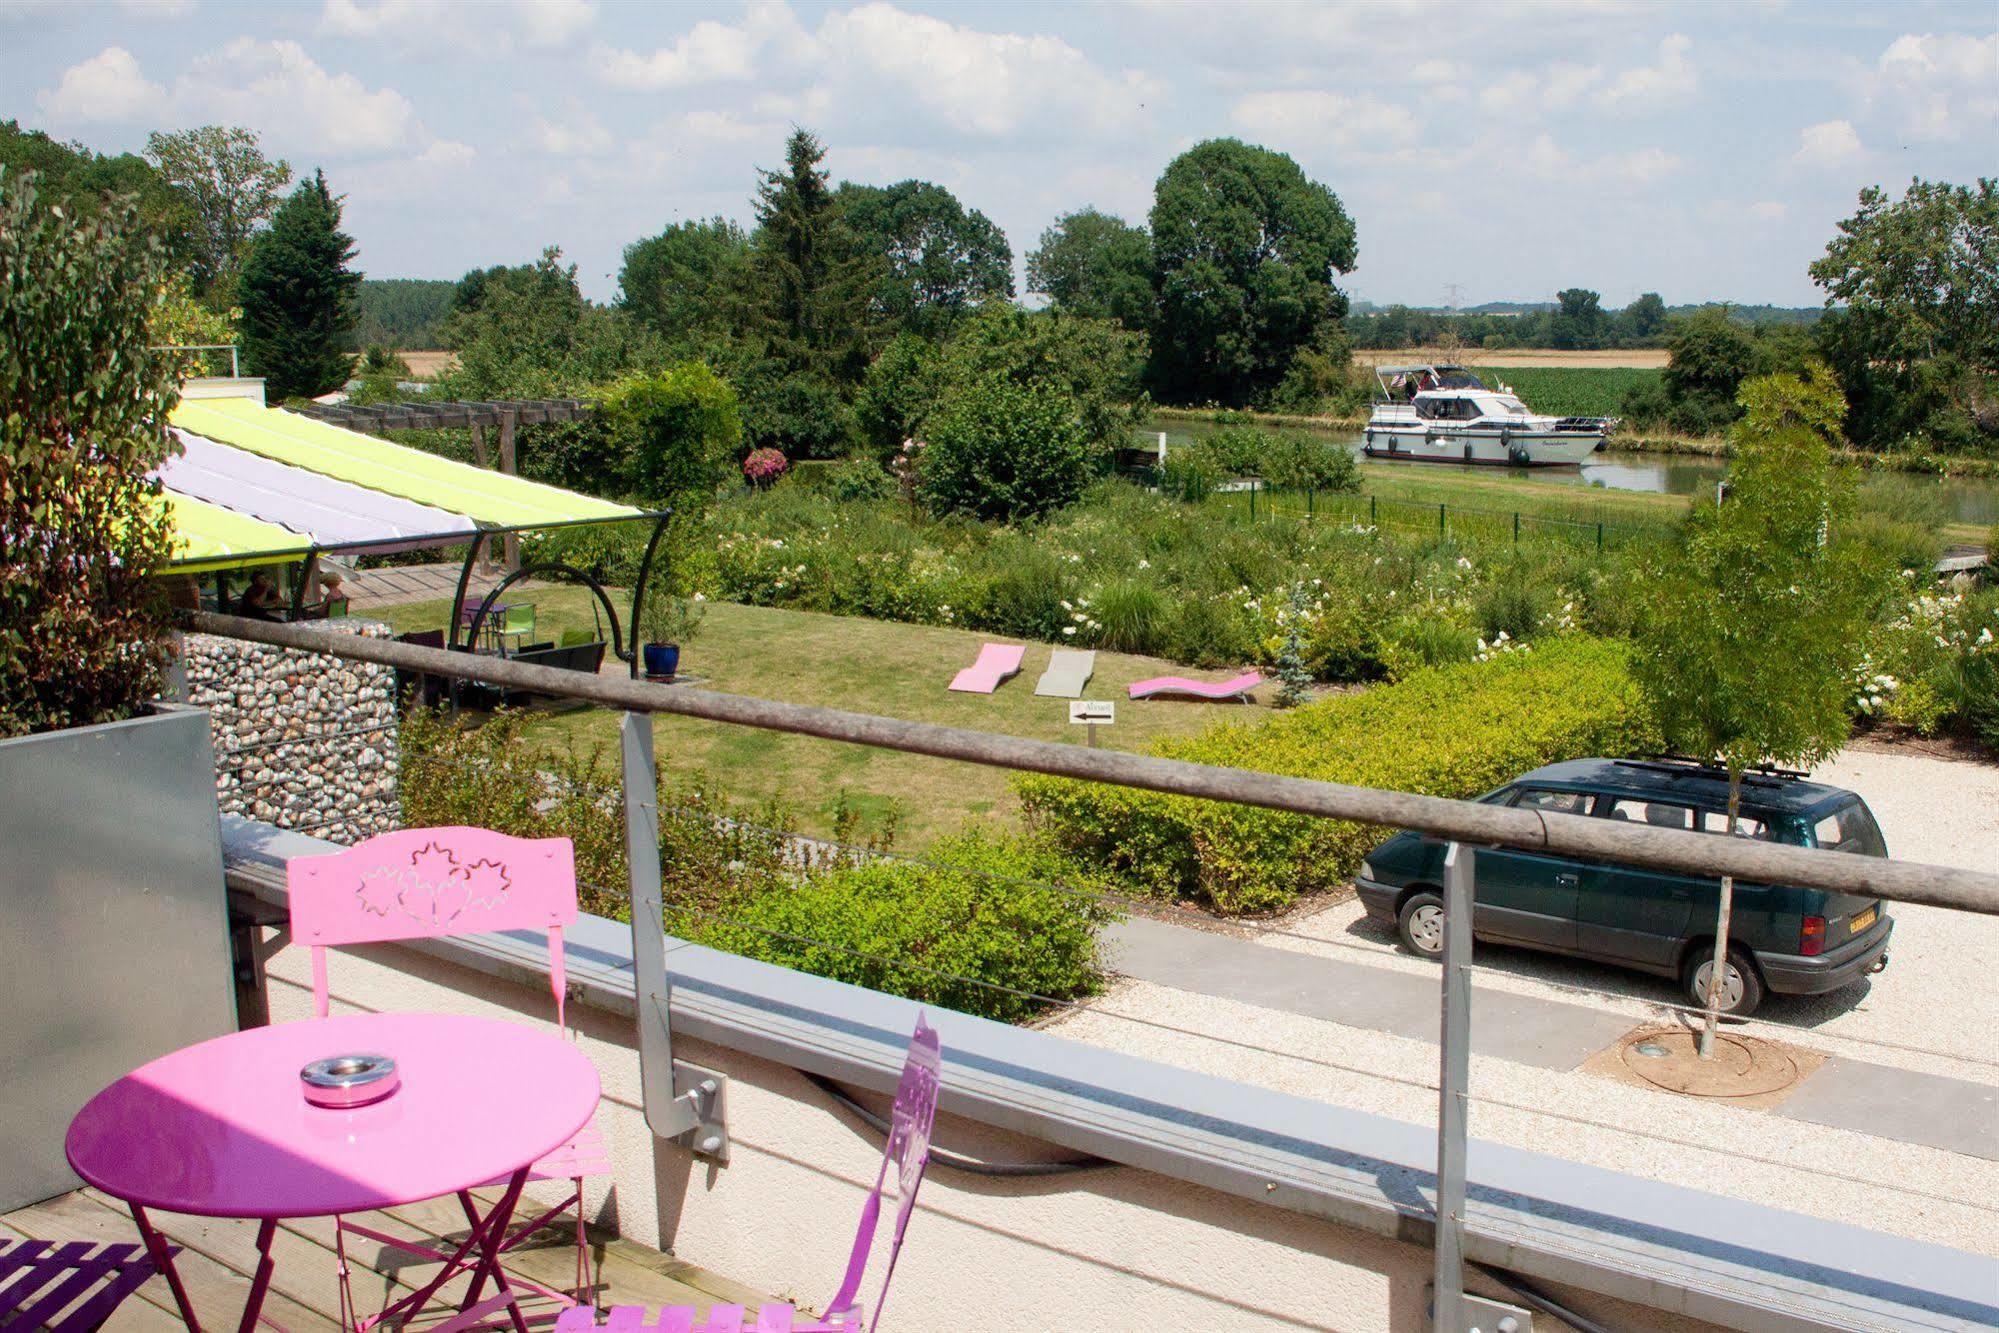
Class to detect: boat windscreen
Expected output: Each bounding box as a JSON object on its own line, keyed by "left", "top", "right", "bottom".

{"left": 1433, "top": 369, "right": 1488, "bottom": 390}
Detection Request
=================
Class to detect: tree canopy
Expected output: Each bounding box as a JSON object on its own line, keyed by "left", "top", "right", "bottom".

{"left": 837, "top": 180, "right": 1012, "bottom": 339}
{"left": 237, "top": 170, "right": 361, "bottom": 401}
{"left": 146, "top": 126, "right": 291, "bottom": 298}
{"left": 1809, "top": 177, "right": 1998, "bottom": 451}
{"left": 1026, "top": 207, "right": 1154, "bottom": 330}
{"left": 441, "top": 247, "right": 655, "bottom": 399}
{"left": 619, "top": 216, "right": 750, "bottom": 348}
{"left": 1148, "top": 139, "right": 1356, "bottom": 407}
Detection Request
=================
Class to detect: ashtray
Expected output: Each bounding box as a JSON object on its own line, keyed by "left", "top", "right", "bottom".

{"left": 301, "top": 1053, "right": 400, "bottom": 1108}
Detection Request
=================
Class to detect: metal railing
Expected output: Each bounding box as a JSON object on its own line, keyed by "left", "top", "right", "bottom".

{"left": 185, "top": 609, "right": 1999, "bottom": 1330}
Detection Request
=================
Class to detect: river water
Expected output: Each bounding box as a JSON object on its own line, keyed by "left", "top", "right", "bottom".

{"left": 1141, "top": 418, "right": 1999, "bottom": 528}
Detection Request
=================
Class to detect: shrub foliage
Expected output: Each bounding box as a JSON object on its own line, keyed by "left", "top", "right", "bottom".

{"left": 1, "top": 168, "right": 180, "bottom": 738}
{"left": 1018, "top": 638, "right": 1660, "bottom": 914}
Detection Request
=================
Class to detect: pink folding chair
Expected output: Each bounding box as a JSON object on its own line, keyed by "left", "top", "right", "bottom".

{"left": 540, "top": 1016, "right": 942, "bottom": 1333}
{"left": 0, "top": 1239, "right": 177, "bottom": 1331}
{"left": 287, "top": 826, "right": 609, "bottom": 1323}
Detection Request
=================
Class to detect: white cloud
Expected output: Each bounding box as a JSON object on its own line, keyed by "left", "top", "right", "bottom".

{"left": 1595, "top": 33, "right": 1697, "bottom": 113}
{"left": 1871, "top": 31, "right": 1999, "bottom": 142}
{"left": 1232, "top": 90, "right": 1421, "bottom": 149}
{"left": 1479, "top": 62, "right": 1602, "bottom": 117}
{"left": 1793, "top": 118, "right": 1864, "bottom": 168}
{"left": 1748, "top": 200, "right": 1786, "bottom": 221}
{"left": 1603, "top": 147, "right": 1685, "bottom": 184}
{"left": 118, "top": 0, "right": 196, "bottom": 16}
{"left": 811, "top": 3, "right": 1159, "bottom": 141}
{"left": 320, "top": 0, "right": 595, "bottom": 51}
{"left": 37, "top": 45, "right": 166, "bottom": 122}
{"left": 529, "top": 105, "right": 613, "bottom": 157}
{"left": 595, "top": 19, "right": 762, "bottom": 90}
{"left": 175, "top": 38, "right": 422, "bottom": 157}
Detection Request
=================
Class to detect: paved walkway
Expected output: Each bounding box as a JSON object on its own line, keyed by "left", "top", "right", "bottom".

{"left": 344, "top": 562, "right": 490, "bottom": 610}
{"left": 1105, "top": 916, "right": 1998, "bottom": 1160}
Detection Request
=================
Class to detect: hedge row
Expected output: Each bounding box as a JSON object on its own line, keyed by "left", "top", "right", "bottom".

{"left": 1016, "top": 637, "right": 1660, "bottom": 914}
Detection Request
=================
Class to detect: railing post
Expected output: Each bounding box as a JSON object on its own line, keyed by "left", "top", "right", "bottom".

{"left": 1434, "top": 842, "right": 1474, "bottom": 1331}
{"left": 1513, "top": 511, "right": 1520, "bottom": 544}
{"left": 1371, "top": 494, "right": 1378, "bottom": 526}
{"left": 1439, "top": 502, "right": 1447, "bottom": 538}
{"left": 1597, "top": 520, "right": 1605, "bottom": 552}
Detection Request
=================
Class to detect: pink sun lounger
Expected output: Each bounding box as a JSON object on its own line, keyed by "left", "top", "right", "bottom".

{"left": 949, "top": 642, "right": 1025, "bottom": 693}
{"left": 1128, "top": 670, "right": 1264, "bottom": 703}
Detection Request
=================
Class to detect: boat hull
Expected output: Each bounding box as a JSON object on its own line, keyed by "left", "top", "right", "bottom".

{"left": 1361, "top": 427, "right": 1602, "bottom": 467}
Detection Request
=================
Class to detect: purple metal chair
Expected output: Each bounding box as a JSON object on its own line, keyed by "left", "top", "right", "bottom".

{"left": 0, "top": 1239, "right": 177, "bottom": 1331}
{"left": 287, "top": 826, "right": 609, "bottom": 1322}
{"left": 541, "top": 1016, "right": 943, "bottom": 1333}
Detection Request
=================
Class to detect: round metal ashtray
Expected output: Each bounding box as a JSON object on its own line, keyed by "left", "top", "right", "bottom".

{"left": 301, "top": 1054, "right": 401, "bottom": 1108}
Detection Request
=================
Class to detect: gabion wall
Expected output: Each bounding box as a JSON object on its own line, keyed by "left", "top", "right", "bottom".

{"left": 183, "top": 620, "right": 400, "bottom": 844}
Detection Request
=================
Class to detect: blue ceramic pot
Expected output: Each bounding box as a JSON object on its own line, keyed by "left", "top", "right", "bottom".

{"left": 643, "top": 643, "right": 680, "bottom": 679}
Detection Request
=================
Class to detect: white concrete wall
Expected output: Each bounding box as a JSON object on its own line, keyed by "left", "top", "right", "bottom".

{"left": 263, "top": 933, "right": 1715, "bottom": 1332}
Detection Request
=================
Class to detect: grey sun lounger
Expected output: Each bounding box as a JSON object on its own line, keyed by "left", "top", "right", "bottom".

{"left": 1034, "top": 648, "right": 1096, "bottom": 698}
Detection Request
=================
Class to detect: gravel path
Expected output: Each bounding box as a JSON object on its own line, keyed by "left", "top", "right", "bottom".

{"left": 1253, "top": 747, "right": 1999, "bottom": 1079}
{"left": 1045, "top": 746, "right": 1999, "bottom": 1253}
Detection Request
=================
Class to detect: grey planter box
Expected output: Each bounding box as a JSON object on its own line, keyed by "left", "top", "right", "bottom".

{"left": 0, "top": 704, "right": 236, "bottom": 1211}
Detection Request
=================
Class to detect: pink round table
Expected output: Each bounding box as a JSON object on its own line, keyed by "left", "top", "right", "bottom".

{"left": 67, "top": 1012, "right": 599, "bottom": 1333}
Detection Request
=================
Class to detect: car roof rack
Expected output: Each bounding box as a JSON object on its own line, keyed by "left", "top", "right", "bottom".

{"left": 1613, "top": 755, "right": 1811, "bottom": 788}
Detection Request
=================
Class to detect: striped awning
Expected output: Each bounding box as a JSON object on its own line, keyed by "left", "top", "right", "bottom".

{"left": 155, "top": 391, "right": 645, "bottom": 572}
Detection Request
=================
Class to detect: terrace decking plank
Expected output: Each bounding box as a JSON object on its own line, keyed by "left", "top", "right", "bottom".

{"left": 78, "top": 1187, "right": 433, "bottom": 1327}
{"left": 6, "top": 1190, "right": 338, "bottom": 1332}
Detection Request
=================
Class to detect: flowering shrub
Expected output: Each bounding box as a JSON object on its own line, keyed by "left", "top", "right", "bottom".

{"left": 742, "top": 447, "right": 788, "bottom": 486}
{"left": 1855, "top": 575, "right": 1999, "bottom": 743}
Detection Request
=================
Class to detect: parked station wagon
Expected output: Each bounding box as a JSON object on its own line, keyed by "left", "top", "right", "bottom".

{"left": 1356, "top": 758, "right": 1894, "bottom": 1015}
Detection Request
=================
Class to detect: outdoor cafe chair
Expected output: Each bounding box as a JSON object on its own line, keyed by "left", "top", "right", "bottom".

{"left": 0, "top": 1239, "right": 178, "bottom": 1332}
{"left": 496, "top": 602, "right": 537, "bottom": 653}
{"left": 288, "top": 826, "right": 610, "bottom": 1319}
{"left": 531, "top": 1016, "right": 943, "bottom": 1333}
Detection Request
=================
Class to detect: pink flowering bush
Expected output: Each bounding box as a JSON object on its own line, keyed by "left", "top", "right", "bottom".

{"left": 742, "top": 447, "right": 788, "bottom": 487}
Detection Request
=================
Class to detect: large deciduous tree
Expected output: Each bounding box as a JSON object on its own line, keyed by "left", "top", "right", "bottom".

{"left": 1148, "top": 139, "right": 1355, "bottom": 407}
{"left": 837, "top": 180, "right": 1012, "bottom": 339}
{"left": 441, "top": 247, "right": 652, "bottom": 399}
{"left": 1, "top": 120, "right": 195, "bottom": 273}
{"left": 1809, "top": 177, "right": 1998, "bottom": 451}
{"left": 146, "top": 126, "right": 291, "bottom": 297}
{"left": 619, "top": 217, "right": 750, "bottom": 347}
{"left": 1026, "top": 207, "right": 1155, "bottom": 331}
{"left": 0, "top": 168, "right": 181, "bottom": 737}
{"left": 1550, "top": 287, "right": 1608, "bottom": 349}
{"left": 1630, "top": 364, "right": 1885, "bottom": 1052}
{"left": 238, "top": 170, "right": 361, "bottom": 401}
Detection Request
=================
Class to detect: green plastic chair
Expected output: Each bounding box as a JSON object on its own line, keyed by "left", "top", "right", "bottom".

{"left": 497, "top": 602, "right": 536, "bottom": 652}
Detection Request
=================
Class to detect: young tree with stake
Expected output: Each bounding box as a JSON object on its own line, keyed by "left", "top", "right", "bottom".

{"left": 1631, "top": 364, "right": 1885, "bottom": 1055}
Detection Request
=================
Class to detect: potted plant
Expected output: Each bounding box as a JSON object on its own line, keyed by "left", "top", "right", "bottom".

{"left": 1, "top": 170, "right": 236, "bottom": 1209}
{"left": 639, "top": 591, "right": 705, "bottom": 680}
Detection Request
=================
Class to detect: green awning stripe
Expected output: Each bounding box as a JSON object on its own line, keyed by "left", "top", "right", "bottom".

{"left": 169, "top": 397, "right": 639, "bottom": 527}
{"left": 163, "top": 491, "right": 313, "bottom": 571}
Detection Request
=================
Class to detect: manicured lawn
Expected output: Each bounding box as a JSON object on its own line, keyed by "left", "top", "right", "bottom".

{"left": 376, "top": 590, "right": 1264, "bottom": 847}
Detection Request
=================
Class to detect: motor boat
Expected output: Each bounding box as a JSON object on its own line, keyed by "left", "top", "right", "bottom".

{"left": 1363, "top": 364, "right": 1617, "bottom": 466}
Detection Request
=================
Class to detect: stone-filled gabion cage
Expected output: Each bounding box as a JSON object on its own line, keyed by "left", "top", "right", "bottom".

{"left": 183, "top": 620, "right": 401, "bottom": 844}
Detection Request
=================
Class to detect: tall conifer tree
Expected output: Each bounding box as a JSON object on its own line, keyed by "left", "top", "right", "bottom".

{"left": 238, "top": 170, "right": 358, "bottom": 401}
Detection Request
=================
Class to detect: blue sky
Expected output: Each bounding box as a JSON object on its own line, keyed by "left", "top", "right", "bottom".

{"left": 4, "top": 0, "right": 1994, "bottom": 309}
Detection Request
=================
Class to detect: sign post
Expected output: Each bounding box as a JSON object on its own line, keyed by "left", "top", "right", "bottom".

{"left": 1069, "top": 700, "right": 1115, "bottom": 748}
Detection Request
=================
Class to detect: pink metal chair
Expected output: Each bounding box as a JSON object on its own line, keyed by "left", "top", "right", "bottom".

{"left": 287, "top": 826, "right": 609, "bottom": 1323}
{"left": 0, "top": 1239, "right": 177, "bottom": 1331}
{"left": 542, "top": 1016, "right": 942, "bottom": 1333}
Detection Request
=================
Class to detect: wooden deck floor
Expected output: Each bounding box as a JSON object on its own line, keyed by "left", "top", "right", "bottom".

{"left": 3, "top": 1187, "right": 772, "bottom": 1330}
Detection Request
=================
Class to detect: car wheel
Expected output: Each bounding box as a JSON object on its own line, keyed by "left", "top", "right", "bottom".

{"left": 1397, "top": 890, "right": 1447, "bottom": 958}
{"left": 1681, "top": 946, "right": 1765, "bottom": 1017}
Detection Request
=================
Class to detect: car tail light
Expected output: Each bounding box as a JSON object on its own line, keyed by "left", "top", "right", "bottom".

{"left": 1800, "top": 915, "right": 1827, "bottom": 956}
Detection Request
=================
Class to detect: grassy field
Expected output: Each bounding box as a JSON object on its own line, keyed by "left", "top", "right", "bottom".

{"left": 1482, "top": 365, "right": 1659, "bottom": 418}
{"left": 376, "top": 591, "right": 1263, "bottom": 847}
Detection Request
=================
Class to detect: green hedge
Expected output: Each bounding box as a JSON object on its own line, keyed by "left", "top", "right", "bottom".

{"left": 1017, "top": 637, "right": 1659, "bottom": 914}
{"left": 678, "top": 832, "right": 1113, "bottom": 1024}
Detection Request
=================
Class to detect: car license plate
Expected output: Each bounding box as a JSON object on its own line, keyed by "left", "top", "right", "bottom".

{"left": 1849, "top": 906, "right": 1877, "bottom": 934}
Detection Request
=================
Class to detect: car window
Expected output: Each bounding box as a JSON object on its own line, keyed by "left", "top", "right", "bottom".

{"left": 1812, "top": 802, "right": 1887, "bottom": 856}
{"left": 1698, "top": 809, "right": 1772, "bottom": 839}
{"left": 1512, "top": 788, "right": 1593, "bottom": 815}
{"left": 1603, "top": 797, "right": 1694, "bottom": 828}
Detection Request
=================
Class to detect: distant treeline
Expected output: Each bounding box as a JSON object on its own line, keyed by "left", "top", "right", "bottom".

{"left": 1346, "top": 293, "right": 1823, "bottom": 352}
{"left": 347, "top": 279, "right": 456, "bottom": 351}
